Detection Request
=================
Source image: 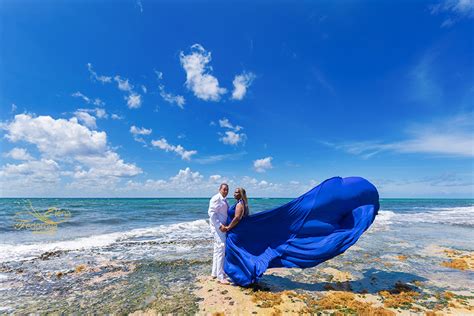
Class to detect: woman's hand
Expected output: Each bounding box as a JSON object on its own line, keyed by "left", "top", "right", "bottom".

{"left": 219, "top": 224, "right": 228, "bottom": 232}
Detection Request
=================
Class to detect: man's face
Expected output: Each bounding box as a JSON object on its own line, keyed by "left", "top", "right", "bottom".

{"left": 219, "top": 185, "right": 229, "bottom": 198}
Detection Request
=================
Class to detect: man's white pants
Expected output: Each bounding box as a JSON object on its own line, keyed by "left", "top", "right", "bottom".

{"left": 210, "top": 226, "right": 226, "bottom": 280}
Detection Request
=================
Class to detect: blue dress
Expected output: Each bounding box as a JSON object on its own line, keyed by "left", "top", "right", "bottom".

{"left": 226, "top": 200, "right": 248, "bottom": 226}
{"left": 223, "top": 176, "right": 379, "bottom": 286}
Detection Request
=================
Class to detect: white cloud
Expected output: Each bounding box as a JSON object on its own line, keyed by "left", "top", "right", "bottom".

{"left": 430, "top": 0, "right": 474, "bottom": 27}
{"left": 72, "top": 91, "right": 91, "bottom": 103}
{"left": 0, "top": 114, "right": 142, "bottom": 194}
{"left": 72, "top": 91, "right": 105, "bottom": 106}
{"left": 114, "top": 75, "right": 134, "bottom": 92}
{"left": 3, "top": 114, "right": 107, "bottom": 158}
{"left": 130, "top": 125, "right": 152, "bottom": 136}
{"left": 87, "top": 63, "right": 112, "bottom": 83}
{"left": 94, "top": 108, "right": 107, "bottom": 118}
{"left": 180, "top": 44, "right": 227, "bottom": 101}
{"left": 0, "top": 158, "right": 61, "bottom": 195}
{"left": 324, "top": 114, "right": 474, "bottom": 158}
{"left": 76, "top": 107, "right": 108, "bottom": 119}
{"left": 93, "top": 98, "right": 105, "bottom": 106}
{"left": 126, "top": 93, "right": 142, "bottom": 109}
{"left": 159, "top": 86, "right": 186, "bottom": 109}
{"left": 4, "top": 147, "right": 34, "bottom": 161}
{"left": 73, "top": 110, "right": 97, "bottom": 129}
{"left": 231, "top": 72, "right": 255, "bottom": 100}
{"left": 209, "top": 174, "right": 222, "bottom": 182}
{"left": 253, "top": 157, "right": 273, "bottom": 173}
{"left": 72, "top": 151, "right": 142, "bottom": 180}
{"left": 111, "top": 113, "right": 123, "bottom": 120}
{"left": 151, "top": 137, "right": 197, "bottom": 160}
{"left": 87, "top": 64, "right": 142, "bottom": 109}
{"left": 216, "top": 118, "right": 246, "bottom": 146}
{"left": 219, "top": 118, "right": 242, "bottom": 131}
{"left": 170, "top": 167, "right": 203, "bottom": 184}
{"left": 11, "top": 103, "right": 17, "bottom": 113}
{"left": 220, "top": 130, "right": 247, "bottom": 146}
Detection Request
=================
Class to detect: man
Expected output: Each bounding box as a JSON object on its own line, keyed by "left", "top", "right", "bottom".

{"left": 208, "top": 183, "right": 230, "bottom": 284}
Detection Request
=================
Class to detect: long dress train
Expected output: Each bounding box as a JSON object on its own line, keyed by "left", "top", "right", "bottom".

{"left": 223, "top": 176, "right": 379, "bottom": 286}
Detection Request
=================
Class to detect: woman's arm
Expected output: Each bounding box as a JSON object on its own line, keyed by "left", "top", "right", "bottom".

{"left": 225, "top": 203, "right": 244, "bottom": 231}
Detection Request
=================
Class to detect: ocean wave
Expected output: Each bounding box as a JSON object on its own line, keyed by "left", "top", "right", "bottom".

{"left": 0, "top": 219, "right": 211, "bottom": 263}
{"left": 374, "top": 206, "right": 474, "bottom": 229}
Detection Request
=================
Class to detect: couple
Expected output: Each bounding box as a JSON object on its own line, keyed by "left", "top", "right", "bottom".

{"left": 207, "top": 183, "right": 249, "bottom": 284}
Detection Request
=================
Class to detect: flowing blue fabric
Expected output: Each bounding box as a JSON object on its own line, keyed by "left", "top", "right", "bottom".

{"left": 223, "top": 176, "right": 379, "bottom": 286}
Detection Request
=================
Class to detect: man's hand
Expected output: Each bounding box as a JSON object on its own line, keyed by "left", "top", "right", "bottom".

{"left": 219, "top": 224, "right": 228, "bottom": 232}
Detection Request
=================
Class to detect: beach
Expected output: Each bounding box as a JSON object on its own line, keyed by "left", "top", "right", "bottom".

{"left": 0, "top": 198, "right": 473, "bottom": 314}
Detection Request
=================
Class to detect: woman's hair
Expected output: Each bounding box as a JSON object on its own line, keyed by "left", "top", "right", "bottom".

{"left": 236, "top": 187, "right": 249, "bottom": 216}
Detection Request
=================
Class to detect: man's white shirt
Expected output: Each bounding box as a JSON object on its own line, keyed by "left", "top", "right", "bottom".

{"left": 208, "top": 192, "right": 228, "bottom": 230}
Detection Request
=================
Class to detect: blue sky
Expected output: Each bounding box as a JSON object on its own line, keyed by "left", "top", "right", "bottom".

{"left": 0, "top": 0, "right": 473, "bottom": 198}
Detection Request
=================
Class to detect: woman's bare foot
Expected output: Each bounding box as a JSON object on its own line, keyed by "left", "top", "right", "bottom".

{"left": 217, "top": 278, "right": 230, "bottom": 284}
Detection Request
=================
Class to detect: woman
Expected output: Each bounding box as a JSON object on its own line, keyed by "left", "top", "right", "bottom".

{"left": 220, "top": 187, "right": 249, "bottom": 233}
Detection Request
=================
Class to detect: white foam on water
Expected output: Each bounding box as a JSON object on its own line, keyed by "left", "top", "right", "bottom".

{"left": 370, "top": 210, "right": 396, "bottom": 231}
{"left": 373, "top": 206, "right": 474, "bottom": 230}
{"left": 0, "top": 219, "right": 211, "bottom": 263}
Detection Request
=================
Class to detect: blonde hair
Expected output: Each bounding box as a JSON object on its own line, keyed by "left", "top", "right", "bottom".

{"left": 236, "top": 187, "right": 249, "bottom": 216}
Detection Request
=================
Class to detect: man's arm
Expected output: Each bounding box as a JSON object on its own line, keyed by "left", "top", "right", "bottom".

{"left": 208, "top": 196, "right": 223, "bottom": 230}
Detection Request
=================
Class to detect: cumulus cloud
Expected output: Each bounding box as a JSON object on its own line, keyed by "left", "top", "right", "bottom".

{"left": 73, "top": 110, "right": 97, "bottom": 129}
{"left": 209, "top": 174, "right": 222, "bottom": 182}
{"left": 3, "top": 114, "right": 107, "bottom": 158}
{"left": 220, "top": 131, "right": 247, "bottom": 146}
{"left": 114, "top": 75, "right": 133, "bottom": 92}
{"left": 122, "top": 167, "right": 214, "bottom": 195}
{"left": 0, "top": 114, "right": 142, "bottom": 193}
{"left": 126, "top": 93, "right": 142, "bottom": 109}
{"left": 151, "top": 137, "right": 197, "bottom": 160}
{"left": 0, "top": 158, "right": 61, "bottom": 195}
{"left": 216, "top": 118, "right": 246, "bottom": 146}
{"left": 4, "top": 147, "right": 34, "bottom": 161}
{"left": 180, "top": 44, "right": 227, "bottom": 101}
{"left": 231, "top": 72, "right": 256, "bottom": 100}
{"left": 130, "top": 125, "right": 152, "bottom": 144}
{"left": 130, "top": 125, "right": 152, "bottom": 136}
{"left": 253, "top": 157, "right": 273, "bottom": 173}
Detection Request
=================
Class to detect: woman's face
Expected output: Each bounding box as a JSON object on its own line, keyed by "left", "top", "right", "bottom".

{"left": 233, "top": 189, "right": 241, "bottom": 200}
